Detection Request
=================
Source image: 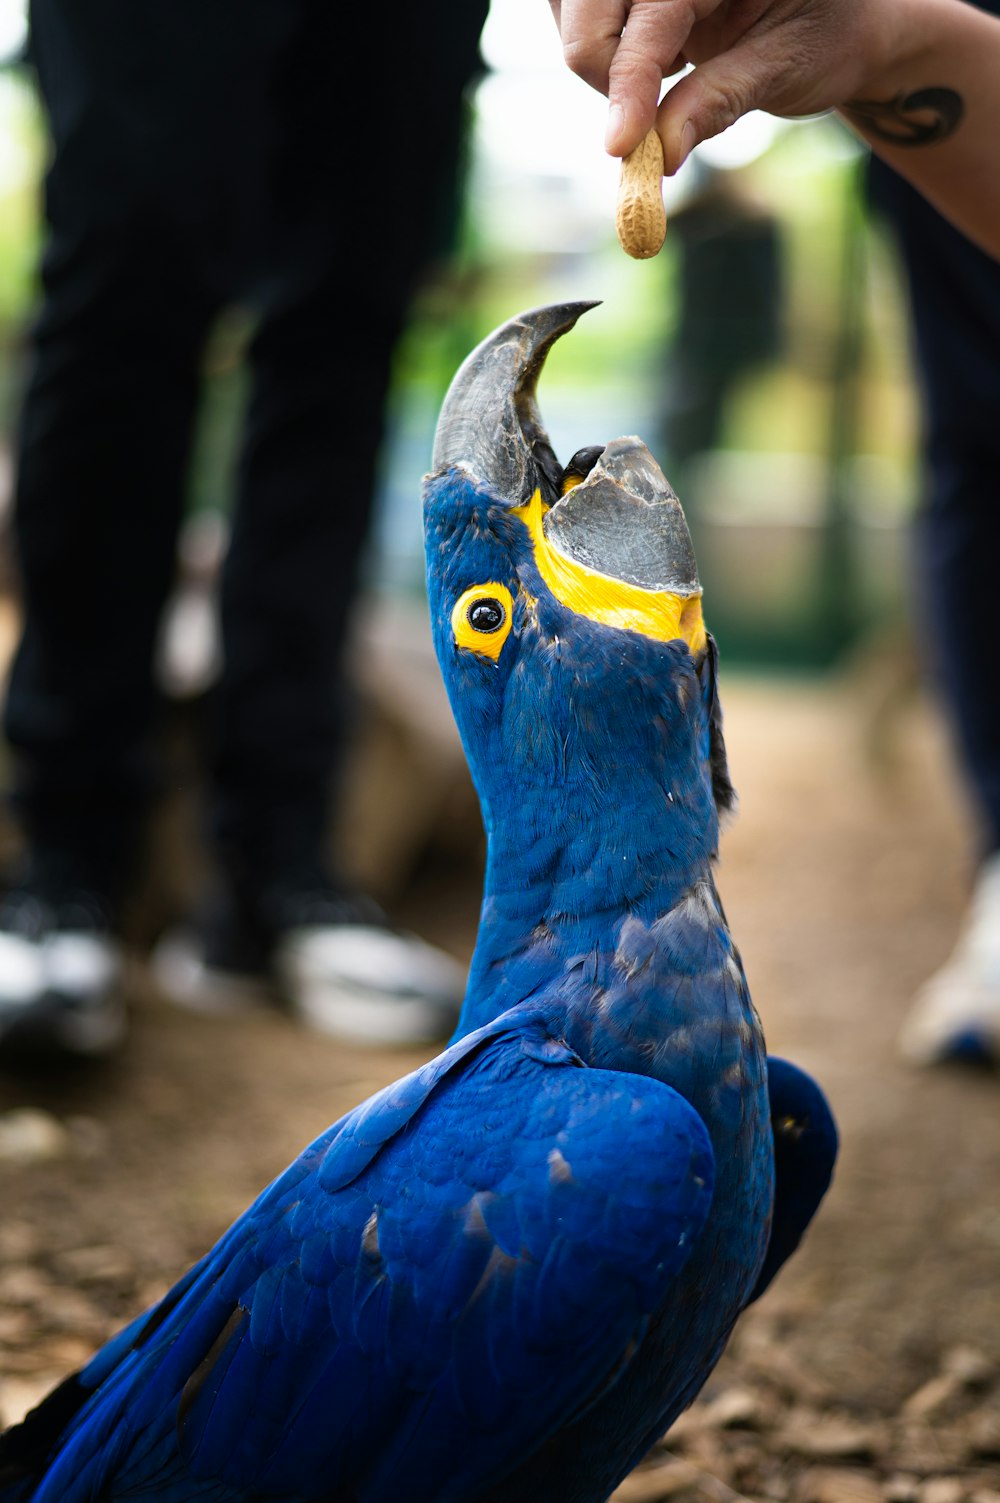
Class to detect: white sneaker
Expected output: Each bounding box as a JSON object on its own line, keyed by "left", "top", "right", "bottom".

{"left": 275, "top": 924, "right": 468, "bottom": 1046}
{"left": 899, "top": 851, "right": 1000, "bottom": 1065}
{"left": 0, "top": 892, "right": 126, "bottom": 1058}
{"left": 150, "top": 883, "right": 467, "bottom": 1048}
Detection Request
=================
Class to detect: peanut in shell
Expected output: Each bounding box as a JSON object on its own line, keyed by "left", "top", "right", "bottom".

{"left": 616, "top": 130, "right": 667, "bottom": 260}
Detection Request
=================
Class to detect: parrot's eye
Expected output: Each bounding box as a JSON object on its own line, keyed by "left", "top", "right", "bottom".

{"left": 451, "top": 583, "right": 514, "bottom": 661}
{"left": 467, "top": 597, "right": 506, "bottom": 634}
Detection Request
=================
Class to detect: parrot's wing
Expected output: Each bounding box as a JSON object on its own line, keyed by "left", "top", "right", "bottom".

{"left": 0, "top": 1255, "right": 217, "bottom": 1503}
{"left": 9, "top": 1012, "right": 714, "bottom": 1503}
{"left": 0, "top": 1019, "right": 507, "bottom": 1503}
{"left": 746, "top": 1055, "right": 838, "bottom": 1304}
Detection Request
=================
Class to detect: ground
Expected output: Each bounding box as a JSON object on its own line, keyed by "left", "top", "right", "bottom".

{"left": 0, "top": 672, "right": 998, "bottom": 1503}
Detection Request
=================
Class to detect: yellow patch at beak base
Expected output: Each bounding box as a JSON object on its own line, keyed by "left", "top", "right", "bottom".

{"left": 513, "top": 490, "right": 707, "bottom": 653}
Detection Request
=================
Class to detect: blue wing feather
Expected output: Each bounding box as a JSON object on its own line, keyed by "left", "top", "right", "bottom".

{"left": 747, "top": 1056, "right": 838, "bottom": 1304}
{"left": 3, "top": 1011, "right": 714, "bottom": 1503}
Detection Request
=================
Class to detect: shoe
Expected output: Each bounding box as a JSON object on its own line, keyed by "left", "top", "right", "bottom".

{"left": 0, "top": 888, "right": 126, "bottom": 1058}
{"left": 899, "top": 850, "right": 1000, "bottom": 1066}
{"left": 150, "top": 882, "right": 467, "bottom": 1047}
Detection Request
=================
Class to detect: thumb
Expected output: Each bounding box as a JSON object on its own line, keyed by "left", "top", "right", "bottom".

{"left": 655, "top": 41, "right": 793, "bottom": 172}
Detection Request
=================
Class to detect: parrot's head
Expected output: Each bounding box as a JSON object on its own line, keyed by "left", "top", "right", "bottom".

{"left": 423, "top": 301, "right": 733, "bottom": 861}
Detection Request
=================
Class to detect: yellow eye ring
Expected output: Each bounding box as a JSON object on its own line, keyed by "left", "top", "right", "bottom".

{"left": 451, "top": 583, "right": 514, "bottom": 660}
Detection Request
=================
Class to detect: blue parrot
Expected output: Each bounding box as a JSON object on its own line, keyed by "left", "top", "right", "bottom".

{"left": 0, "top": 302, "right": 837, "bottom": 1503}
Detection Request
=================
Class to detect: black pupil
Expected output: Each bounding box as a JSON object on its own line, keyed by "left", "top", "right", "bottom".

{"left": 468, "top": 597, "right": 505, "bottom": 634}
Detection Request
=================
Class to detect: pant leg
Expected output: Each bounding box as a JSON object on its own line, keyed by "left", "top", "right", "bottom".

{"left": 210, "top": 0, "right": 490, "bottom": 889}
{"left": 869, "top": 159, "right": 1000, "bottom": 857}
{"left": 2, "top": 0, "right": 257, "bottom": 898}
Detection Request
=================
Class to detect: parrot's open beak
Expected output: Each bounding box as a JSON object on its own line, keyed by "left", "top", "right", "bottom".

{"left": 431, "top": 302, "right": 701, "bottom": 603}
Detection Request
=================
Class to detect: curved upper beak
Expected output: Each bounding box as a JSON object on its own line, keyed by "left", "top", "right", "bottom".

{"left": 431, "top": 301, "right": 598, "bottom": 506}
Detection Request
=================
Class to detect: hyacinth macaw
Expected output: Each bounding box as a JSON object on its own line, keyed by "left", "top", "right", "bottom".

{"left": 0, "top": 302, "right": 837, "bottom": 1503}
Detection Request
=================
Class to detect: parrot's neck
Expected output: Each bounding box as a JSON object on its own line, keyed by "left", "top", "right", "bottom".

{"left": 457, "top": 752, "right": 721, "bottom": 1035}
{"left": 456, "top": 752, "right": 767, "bottom": 1212}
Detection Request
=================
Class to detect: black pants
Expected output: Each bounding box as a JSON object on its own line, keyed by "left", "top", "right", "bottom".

{"left": 870, "top": 151, "right": 1000, "bottom": 859}
{"left": 5, "top": 0, "right": 488, "bottom": 900}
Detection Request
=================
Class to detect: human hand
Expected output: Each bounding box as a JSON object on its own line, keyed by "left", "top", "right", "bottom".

{"left": 550, "top": 0, "right": 904, "bottom": 171}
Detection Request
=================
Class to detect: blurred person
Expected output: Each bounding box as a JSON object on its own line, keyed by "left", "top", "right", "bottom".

{"left": 868, "top": 109, "right": 1000, "bottom": 1067}
{"left": 552, "top": 0, "right": 1000, "bottom": 1063}
{"left": 0, "top": 0, "right": 489, "bottom": 1058}
{"left": 658, "top": 167, "right": 783, "bottom": 479}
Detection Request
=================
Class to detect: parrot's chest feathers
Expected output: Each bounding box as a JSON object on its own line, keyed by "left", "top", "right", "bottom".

{"left": 565, "top": 878, "right": 768, "bottom": 1142}
{"left": 473, "top": 851, "right": 767, "bottom": 1150}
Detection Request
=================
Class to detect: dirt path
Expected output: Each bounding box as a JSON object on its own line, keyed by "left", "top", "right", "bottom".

{"left": 1, "top": 675, "right": 998, "bottom": 1502}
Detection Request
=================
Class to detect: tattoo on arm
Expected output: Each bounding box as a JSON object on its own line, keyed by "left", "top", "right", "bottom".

{"left": 844, "top": 86, "right": 964, "bottom": 146}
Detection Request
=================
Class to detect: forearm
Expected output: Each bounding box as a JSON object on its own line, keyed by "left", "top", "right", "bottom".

{"left": 837, "top": 0, "right": 1000, "bottom": 259}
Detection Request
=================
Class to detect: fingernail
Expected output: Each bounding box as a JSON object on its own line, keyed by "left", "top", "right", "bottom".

{"left": 678, "top": 120, "right": 696, "bottom": 168}
{"left": 605, "top": 104, "right": 625, "bottom": 153}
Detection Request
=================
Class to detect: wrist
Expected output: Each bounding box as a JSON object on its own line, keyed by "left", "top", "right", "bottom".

{"left": 838, "top": 0, "right": 969, "bottom": 146}
{"left": 843, "top": 0, "right": 960, "bottom": 105}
